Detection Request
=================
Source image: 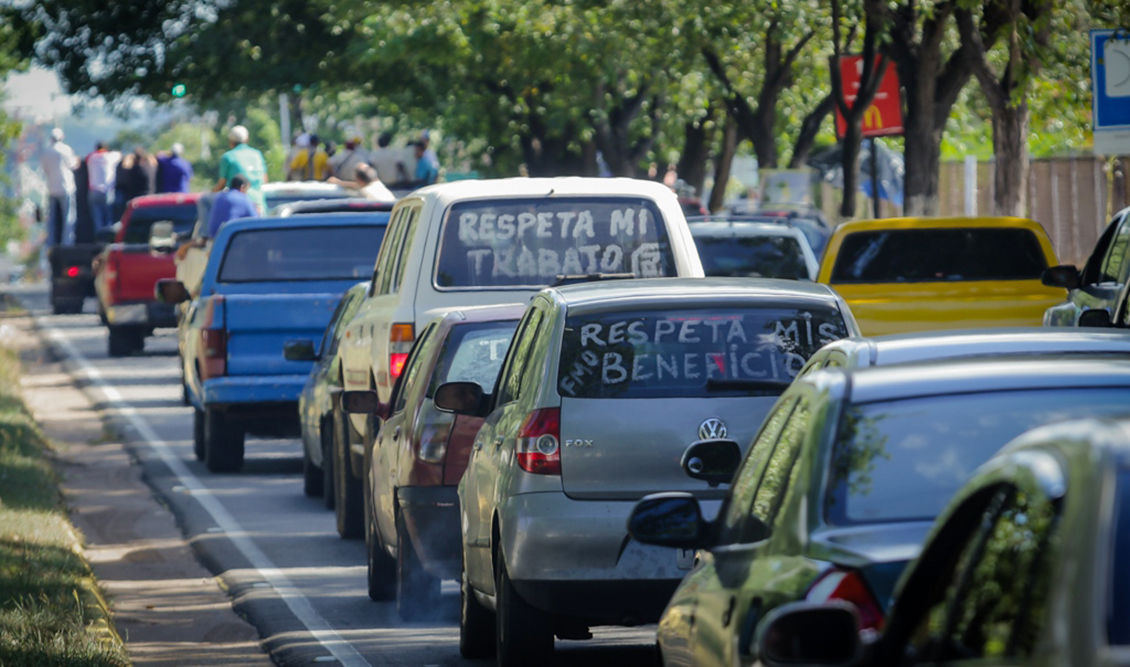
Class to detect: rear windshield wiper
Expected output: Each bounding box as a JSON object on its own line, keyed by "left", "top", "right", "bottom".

{"left": 705, "top": 378, "right": 792, "bottom": 394}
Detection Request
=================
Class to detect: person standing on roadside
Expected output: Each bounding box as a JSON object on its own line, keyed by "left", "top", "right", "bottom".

{"left": 288, "top": 133, "right": 329, "bottom": 181}
{"left": 207, "top": 174, "right": 258, "bottom": 238}
{"left": 129, "top": 146, "right": 159, "bottom": 199}
{"left": 39, "top": 128, "right": 79, "bottom": 247}
{"left": 368, "top": 131, "right": 403, "bottom": 187}
{"left": 329, "top": 135, "right": 369, "bottom": 181}
{"left": 157, "top": 143, "right": 194, "bottom": 193}
{"left": 215, "top": 125, "right": 267, "bottom": 214}
{"left": 86, "top": 141, "right": 122, "bottom": 231}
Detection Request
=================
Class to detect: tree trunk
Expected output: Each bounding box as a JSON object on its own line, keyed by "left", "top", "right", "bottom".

{"left": 990, "top": 100, "right": 1029, "bottom": 216}
{"left": 709, "top": 117, "right": 739, "bottom": 213}
{"left": 901, "top": 109, "right": 945, "bottom": 216}
{"left": 676, "top": 113, "right": 714, "bottom": 198}
{"left": 840, "top": 122, "right": 864, "bottom": 219}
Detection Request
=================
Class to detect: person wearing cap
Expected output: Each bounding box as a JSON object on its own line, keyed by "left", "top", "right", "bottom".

{"left": 329, "top": 135, "right": 370, "bottom": 180}
{"left": 215, "top": 125, "right": 267, "bottom": 214}
{"left": 86, "top": 141, "right": 123, "bottom": 231}
{"left": 288, "top": 133, "right": 330, "bottom": 181}
{"left": 39, "top": 128, "right": 79, "bottom": 246}
{"left": 157, "top": 142, "right": 194, "bottom": 193}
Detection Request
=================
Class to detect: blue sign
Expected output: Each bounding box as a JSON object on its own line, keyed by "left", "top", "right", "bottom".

{"left": 1092, "top": 30, "right": 1130, "bottom": 154}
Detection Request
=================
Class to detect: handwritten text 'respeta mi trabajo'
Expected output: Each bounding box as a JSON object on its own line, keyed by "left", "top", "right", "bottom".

{"left": 558, "top": 315, "right": 841, "bottom": 396}
{"left": 455, "top": 207, "right": 663, "bottom": 278}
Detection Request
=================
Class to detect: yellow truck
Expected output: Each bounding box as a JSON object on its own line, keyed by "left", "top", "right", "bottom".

{"left": 817, "top": 217, "right": 1066, "bottom": 336}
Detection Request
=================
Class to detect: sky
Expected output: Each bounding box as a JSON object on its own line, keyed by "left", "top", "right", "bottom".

{"left": 2, "top": 66, "right": 73, "bottom": 124}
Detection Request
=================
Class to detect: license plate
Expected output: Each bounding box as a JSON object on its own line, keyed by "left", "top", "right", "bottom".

{"left": 676, "top": 548, "right": 696, "bottom": 570}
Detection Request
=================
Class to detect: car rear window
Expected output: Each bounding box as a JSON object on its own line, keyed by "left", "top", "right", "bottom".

{"left": 218, "top": 226, "right": 385, "bottom": 283}
{"left": 557, "top": 306, "right": 848, "bottom": 399}
{"left": 123, "top": 204, "right": 198, "bottom": 244}
{"left": 1110, "top": 468, "right": 1130, "bottom": 644}
{"left": 429, "top": 321, "right": 520, "bottom": 395}
{"left": 435, "top": 197, "right": 677, "bottom": 289}
{"left": 827, "top": 388, "right": 1130, "bottom": 525}
{"left": 695, "top": 234, "right": 810, "bottom": 280}
{"left": 829, "top": 227, "right": 1048, "bottom": 283}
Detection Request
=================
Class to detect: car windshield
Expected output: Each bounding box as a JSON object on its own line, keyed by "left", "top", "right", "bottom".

{"left": 694, "top": 233, "right": 810, "bottom": 279}
{"left": 435, "top": 197, "right": 677, "bottom": 289}
{"left": 218, "top": 226, "right": 385, "bottom": 283}
{"left": 829, "top": 227, "right": 1048, "bottom": 283}
{"left": 429, "top": 321, "right": 520, "bottom": 395}
{"left": 123, "top": 204, "right": 198, "bottom": 244}
{"left": 557, "top": 306, "right": 848, "bottom": 399}
{"left": 1110, "top": 468, "right": 1130, "bottom": 645}
{"left": 827, "top": 388, "right": 1130, "bottom": 525}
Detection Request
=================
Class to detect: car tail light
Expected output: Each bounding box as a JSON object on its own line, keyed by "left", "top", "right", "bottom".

{"left": 104, "top": 254, "right": 120, "bottom": 296}
{"left": 806, "top": 568, "right": 884, "bottom": 632}
{"left": 516, "top": 408, "right": 561, "bottom": 475}
{"left": 389, "top": 323, "right": 414, "bottom": 381}
{"left": 66, "top": 266, "right": 80, "bottom": 278}
{"left": 199, "top": 297, "right": 227, "bottom": 379}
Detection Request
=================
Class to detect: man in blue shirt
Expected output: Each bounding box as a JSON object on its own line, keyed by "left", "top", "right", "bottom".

{"left": 157, "top": 143, "right": 194, "bottom": 193}
{"left": 208, "top": 174, "right": 258, "bottom": 237}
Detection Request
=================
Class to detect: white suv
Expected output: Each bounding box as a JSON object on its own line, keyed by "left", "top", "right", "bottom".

{"left": 331, "top": 177, "right": 704, "bottom": 536}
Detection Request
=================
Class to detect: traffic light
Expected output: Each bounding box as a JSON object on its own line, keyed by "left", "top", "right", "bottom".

{"left": 171, "top": 83, "right": 187, "bottom": 98}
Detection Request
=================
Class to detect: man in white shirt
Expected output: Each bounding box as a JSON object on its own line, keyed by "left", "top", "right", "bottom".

{"left": 86, "top": 141, "right": 123, "bottom": 231}
{"left": 327, "top": 163, "right": 395, "bottom": 201}
{"left": 39, "top": 128, "right": 79, "bottom": 246}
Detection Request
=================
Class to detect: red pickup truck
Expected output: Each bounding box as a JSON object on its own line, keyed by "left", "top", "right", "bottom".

{"left": 94, "top": 193, "right": 201, "bottom": 356}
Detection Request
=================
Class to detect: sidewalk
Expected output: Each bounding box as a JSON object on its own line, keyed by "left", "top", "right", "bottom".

{"left": 6, "top": 312, "right": 271, "bottom": 666}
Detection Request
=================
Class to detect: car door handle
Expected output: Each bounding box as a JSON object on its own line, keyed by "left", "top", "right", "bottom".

{"left": 392, "top": 426, "right": 401, "bottom": 440}
{"left": 493, "top": 436, "right": 504, "bottom": 448}
{"left": 473, "top": 440, "right": 483, "bottom": 451}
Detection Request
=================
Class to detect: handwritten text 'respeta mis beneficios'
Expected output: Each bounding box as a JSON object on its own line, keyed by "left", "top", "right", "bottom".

{"left": 455, "top": 207, "right": 664, "bottom": 278}
{"left": 559, "top": 314, "right": 842, "bottom": 396}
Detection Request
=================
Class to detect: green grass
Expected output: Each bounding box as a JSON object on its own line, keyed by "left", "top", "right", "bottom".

{"left": 0, "top": 347, "right": 130, "bottom": 667}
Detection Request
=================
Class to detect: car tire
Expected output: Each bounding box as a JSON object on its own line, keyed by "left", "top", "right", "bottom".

{"left": 108, "top": 325, "right": 143, "bottom": 357}
{"left": 333, "top": 404, "right": 364, "bottom": 539}
{"left": 192, "top": 408, "right": 206, "bottom": 461}
{"left": 366, "top": 476, "right": 396, "bottom": 601}
{"left": 204, "top": 407, "right": 244, "bottom": 473}
{"left": 396, "top": 511, "right": 441, "bottom": 621}
{"left": 496, "top": 555, "right": 553, "bottom": 666}
{"left": 321, "top": 417, "right": 335, "bottom": 510}
{"left": 179, "top": 358, "right": 190, "bottom": 407}
{"left": 53, "top": 296, "right": 83, "bottom": 315}
{"left": 302, "top": 446, "right": 323, "bottom": 497}
{"left": 460, "top": 564, "right": 496, "bottom": 658}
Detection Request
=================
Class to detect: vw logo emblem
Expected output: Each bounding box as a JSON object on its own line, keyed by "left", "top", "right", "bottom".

{"left": 698, "top": 418, "right": 728, "bottom": 440}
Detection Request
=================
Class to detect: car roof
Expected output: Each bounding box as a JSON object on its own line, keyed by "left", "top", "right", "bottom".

{"left": 262, "top": 181, "right": 349, "bottom": 194}
{"left": 832, "top": 216, "right": 1049, "bottom": 235}
{"left": 825, "top": 328, "right": 1130, "bottom": 366}
{"left": 403, "top": 177, "right": 681, "bottom": 207}
{"left": 837, "top": 356, "right": 1130, "bottom": 404}
{"left": 546, "top": 276, "right": 840, "bottom": 310}
{"left": 689, "top": 221, "right": 809, "bottom": 239}
{"left": 219, "top": 211, "right": 391, "bottom": 233}
{"left": 127, "top": 192, "right": 202, "bottom": 207}
{"left": 275, "top": 198, "right": 396, "bottom": 216}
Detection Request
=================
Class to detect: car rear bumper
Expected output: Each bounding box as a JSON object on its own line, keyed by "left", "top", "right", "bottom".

{"left": 202, "top": 374, "right": 308, "bottom": 406}
{"left": 497, "top": 492, "right": 721, "bottom": 623}
{"left": 104, "top": 301, "right": 177, "bottom": 327}
{"left": 397, "top": 485, "right": 460, "bottom": 580}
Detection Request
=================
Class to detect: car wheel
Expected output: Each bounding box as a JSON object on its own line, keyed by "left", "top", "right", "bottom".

{"left": 333, "top": 404, "right": 363, "bottom": 538}
{"left": 204, "top": 407, "right": 244, "bottom": 473}
{"left": 496, "top": 555, "right": 553, "bottom": 666}
{"left": 107, "top": 325, "right": 139, "bottom": 357}
{"left": 192, "top": 408, "right": 205, "bottom": 461}
{"left": 396, "top": 511, "right": 441, "bottom": 621}
{"left": 321, "top": 417, "right": 335, "bottom": 510}
{"left": 460, "top": 562, "right": 496, "bottom": 658}
{"left": 302, "top": 445, "right": 323, "bottom": 497}
{"left": 366, "top": 475, "right": 396, "bottom": 601}
{"left": 179, "top": 358, "right": 190, "bottom": 406}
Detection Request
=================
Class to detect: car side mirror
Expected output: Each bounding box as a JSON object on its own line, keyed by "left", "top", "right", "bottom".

{"left": 627, "top": 492, "right": 710, "bottom": 550}
{"left": 681, "top": 439, "right": 742, "bottom": 487}
{"left": 154, "top": 278, "right": 190, "bottom": 305}
{"left": 1079, "top": 308, "right": 1113, "bottom": 328}
{"left": 434, "top": 381, "right": 486, "bottom": 416}
{"left": 756, "top": 601, "right": 862, "bottom": 667}
{"left": 340, "top": 390, "right": 390, "bottom": 420}
{"left": 149, "top": 221, "right": 178, "bottom": 252}
{"left": 1041, "top": 264, "right": 1080, "bottom": 290}
{"left": 283, "top": 338, "right": 318, "bottom": 362}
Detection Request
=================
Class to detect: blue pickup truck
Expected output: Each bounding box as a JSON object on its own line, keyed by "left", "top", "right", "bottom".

{"left": 158, "top": 213, "right": 389, "bottom": 472}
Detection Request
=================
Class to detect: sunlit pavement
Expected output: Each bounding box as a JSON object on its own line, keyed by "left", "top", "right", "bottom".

{"left": 7, "top": 280, "right": 659, "bottom": 667}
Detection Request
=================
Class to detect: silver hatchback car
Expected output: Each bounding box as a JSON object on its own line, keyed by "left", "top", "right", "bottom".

{"left": 434, "top": 277, "right": 859, "bottom": 664}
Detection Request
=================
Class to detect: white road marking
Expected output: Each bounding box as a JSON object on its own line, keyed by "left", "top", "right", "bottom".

{"left": 40, "top": 320, "right": 371, "bottom": 667}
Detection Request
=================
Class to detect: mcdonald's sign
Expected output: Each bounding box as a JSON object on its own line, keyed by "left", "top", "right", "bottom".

{"left": 834, "top": 55, "right": 904, "bottom": 138}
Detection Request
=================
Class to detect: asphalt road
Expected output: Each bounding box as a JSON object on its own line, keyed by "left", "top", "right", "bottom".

{"left": 12, "top": 283, "right": 659, "bottom": 667}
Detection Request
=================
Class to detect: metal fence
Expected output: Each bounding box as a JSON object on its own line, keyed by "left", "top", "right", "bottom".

{"left": 819, "top": 157, "right": 1130, "bottom": 266}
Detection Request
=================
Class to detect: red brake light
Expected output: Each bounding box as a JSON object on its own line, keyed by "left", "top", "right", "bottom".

{"left": 198, "top": 297, "right": 226, "bottom": 379}
{"left": 806, "top": 569, "right": 884, "bottom": 632}
{"left": 66, "top": 266, "right": 80, "bottom": 278}
{"left": 389, "top": 323, "right": 414, "bottom": 380}
{"left": 389, "top": 352, "right": 409, "bottom": 379}
{"left": 516, "top": 408, "right": 561, "bottom": 475}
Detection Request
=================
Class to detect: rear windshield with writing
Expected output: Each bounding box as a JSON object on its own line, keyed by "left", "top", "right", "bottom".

{"left": 218, "top": 226, "right": 385, "bottom": 283}
{"left": 829, "top": 228, "right": 1048, "bottom": 283}
{"left": 557, "top": 307, "right": 848, "bottom": 399}
{"left": 124, "top": 205, "right": 198, "bottom": 245}
{"left": 695, "top": 234, "right": 810, "bottom": 280}
{"left": 429, "top": 321, "right": 520, "bottom": 396}
{"left": 435, "top": 197, "right": 677, "bottom": 289}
